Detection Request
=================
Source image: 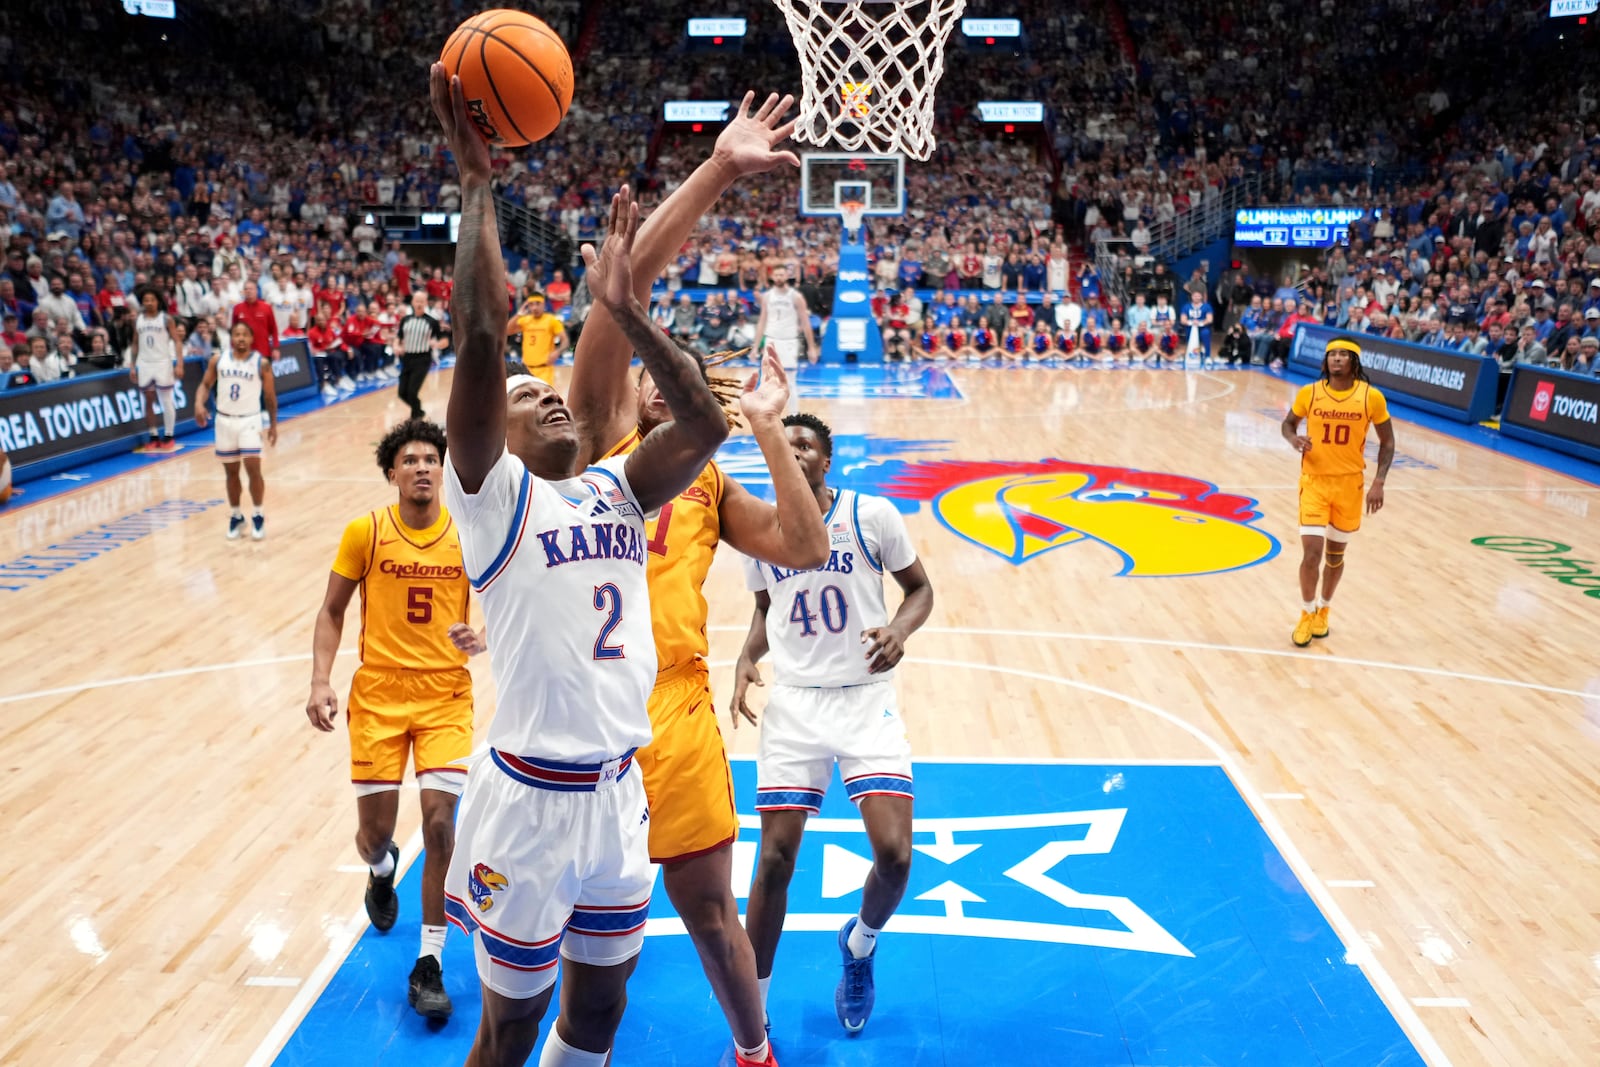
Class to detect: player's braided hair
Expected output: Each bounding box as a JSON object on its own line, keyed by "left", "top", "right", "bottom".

{"left": 1320, "top": 338, "right": 1370, "bottom": 383}
{"left": 782, "top": 411, "right": 833, "bottom": 458}
{"left": 376, "top": 418, "right": 448, "bottom": 475}
{"left": 702, "top": 346, "right": 753, "bottom": 429}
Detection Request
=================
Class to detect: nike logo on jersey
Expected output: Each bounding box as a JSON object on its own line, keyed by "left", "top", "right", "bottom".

{"left": 379, "top": 538, "right": 400, "bottom": 546}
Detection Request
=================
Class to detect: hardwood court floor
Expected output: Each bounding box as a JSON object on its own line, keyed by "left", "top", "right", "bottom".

{"left": 1, "top": 364, "right": 1597, "bottom": 1066}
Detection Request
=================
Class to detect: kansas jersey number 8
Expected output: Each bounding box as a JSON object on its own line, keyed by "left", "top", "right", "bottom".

{"left": 790, "top": 586, "right": 848, "bottom": 637}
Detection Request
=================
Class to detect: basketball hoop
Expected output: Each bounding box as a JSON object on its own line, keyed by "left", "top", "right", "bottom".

{"left": 839, "top": 200, "right": 867, "bottom": 239}
{"left": 772, "top": 0, "right": 968, "bottom": 161}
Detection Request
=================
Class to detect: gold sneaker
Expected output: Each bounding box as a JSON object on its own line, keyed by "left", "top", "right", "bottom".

{"left": 1310, "top": 605, "right": 1330, "bottom": 639}
{"left": 1292, "top": 610, "right": 1316, "bottom": 647}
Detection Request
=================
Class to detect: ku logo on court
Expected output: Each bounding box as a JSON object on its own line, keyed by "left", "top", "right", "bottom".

{"left": 883, "top": 459, "right": 1279, "bottom": 576}
{"left": 468, "top": 863, "right": 508, "bottom": 913}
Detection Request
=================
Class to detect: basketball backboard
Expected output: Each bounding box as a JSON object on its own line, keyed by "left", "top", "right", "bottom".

{"left": 799, "top": 152, "right": 906, "bottom": 217}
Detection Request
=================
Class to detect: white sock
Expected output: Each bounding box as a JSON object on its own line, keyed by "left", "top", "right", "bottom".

{"left": 419, "top": 923, "right": 447, "bottom": 962}
{"left": 369, "top": 850, "right": 395, "bottom": 877}
{"left": 538, "top": 1028, "right": 608, "bottom": 1066}
{"left": 847, "top": 917, "right": 880, "bottom": 959}
{"left": 758, "top": 974, "right": 771, "bottom": 1013}
{"left": 252, "top": 506, "right": 264, "bottom": 518}
{"left": 1320, "top": 593, "right": 1332, "bottom": 607}
{"left": 161, "top": 396, "right": 176, "bottom": 437}
{"left": 1302, "top": 599, "right": 1315, "bottom": 613}
{"left": 735, "top": 1037, "right": 770, "bottom": 1063}
{"left": 231, "top": 508, "right": 244, "bottom": 520}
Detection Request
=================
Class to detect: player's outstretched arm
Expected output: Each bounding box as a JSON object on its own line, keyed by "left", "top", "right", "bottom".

{"left": 584, "top": 187, "right": 729, "bottom": 513}
{"left": 731, "top": 591, "right": 772, "bottom": 727}
{"left": 431, "top": 62, "right": 506, "bottom": 494}
{"left": 865, "top": 560, "right": 934, "bottom": 675}
{"left": 307, "top": 572, "right": 358, "bottom": 731}
{"left": 567, "top": 92, "right": 798, "bottom": 465}
{"left": 720, "top": 348, "right": 829, "bottom": 569}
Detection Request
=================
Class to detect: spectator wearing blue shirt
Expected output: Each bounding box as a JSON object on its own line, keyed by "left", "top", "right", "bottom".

{"left": 930, "top": 291, "right": 959, "bottom": 328}
{"left": 897, "top": 255, "right": 922, "bottom": 293}
{"left": 1022, "top": 252, "right": 1046, "bottom": 292}
{"left": 45, "top": 181, "right": 85, "bottom": 242}
{"left": 1125, "top": 292, "right": 1154, "bottom": 333}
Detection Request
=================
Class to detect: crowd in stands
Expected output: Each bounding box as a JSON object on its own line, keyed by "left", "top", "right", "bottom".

{"left": 1, "top": 0, "right": 1598, "bottom": 400}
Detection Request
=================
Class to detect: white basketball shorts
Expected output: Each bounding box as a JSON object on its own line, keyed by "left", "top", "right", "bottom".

{"left": 136, "top": 359, "right": 175, "bottom": 389}
{"left": 754, "top": 680, "right": 913, "bottom": 814}
{"left": 767, "top": 336, "right": 801, "bottom": 369}
{"left": 444, "top": 750, "right": 653, "bottom": 998}
{"left": 213, "top": 413, "right": 262, "bottom": 459}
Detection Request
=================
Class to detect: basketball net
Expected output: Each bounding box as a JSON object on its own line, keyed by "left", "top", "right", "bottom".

{"left": 772, "top": 0, "right": 968, "bottom": 161}
{"left": 839, "top": 200, "right": 867, "bottom": 240}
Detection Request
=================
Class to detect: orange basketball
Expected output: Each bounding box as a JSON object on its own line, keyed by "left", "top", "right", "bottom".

{"left": 440, "top": 10, "right": 573, "bottom": 148}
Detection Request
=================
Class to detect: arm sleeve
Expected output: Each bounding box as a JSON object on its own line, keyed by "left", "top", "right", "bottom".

{"left": 743, "top": 553, "right": 768, "bottom": 592}
{"left": 863, "top": 495, "right": 918, "bottom": 573}
{"left": 444, "top": 448, "right": 531, "bottom": 585}
{"left": 1291, "top": 384, "right": 1314, "bottom": 418}
{"left": 1369, "top": 387, "right": 1391, "bottom": 424}
{"left": 330, "top": 513, "right": 374, "bottom": 580}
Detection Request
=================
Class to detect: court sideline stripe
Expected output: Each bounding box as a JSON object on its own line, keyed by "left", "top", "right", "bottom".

{"left": 241, "top": 826, "right": 425, "bottom": 1067}
{"left": 708, "top": 625, "right": 1590, "bottom": 700}
{"left": 0, "top": 650, "right": 353, "bottom": 705}
{"left": 904, "top": 656, "right": 1456, "bottom": 1067}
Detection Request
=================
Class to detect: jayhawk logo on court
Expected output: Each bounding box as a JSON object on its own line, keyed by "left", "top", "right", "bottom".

{"left": 468, "top": 862, "right": 509, "bottom": 913}
{"left": 882, "top": 459, "right": 1279, "bottom": 576}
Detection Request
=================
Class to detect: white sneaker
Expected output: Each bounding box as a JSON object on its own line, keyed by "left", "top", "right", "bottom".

{"left": 337, "top": 375, "right": 356, "bottom": 390}
{"left": 385, "top": 364, "right": 401, "bottom": 379}
{"left": 251, "top": 514, "right": 266, "bottom": 541}
{"left": 321, "top": 384, "right": 338, "bottom": 399}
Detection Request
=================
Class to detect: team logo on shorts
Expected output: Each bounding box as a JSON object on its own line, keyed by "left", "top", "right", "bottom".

{"left": 882, "top": 459, "right": 1279, "bottom": 576}
{"left": 468, "top": 862, "right": 509, "bottom": 913}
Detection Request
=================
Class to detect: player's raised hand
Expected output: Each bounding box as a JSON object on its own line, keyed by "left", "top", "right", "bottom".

{"left": 714, "top": 91, "right": 801, "bottom": 177}
{"left": 862, "top": 627, "right": 907, "bottom": 674}
{"left": 739, "top": 345, "right": 790, "bottom": 423}
{"left": 448, "top": 622, "right": 488, "bottom": 656}
{"left": 429, "top": 63, "right": 491, "bottom": 183}
{"left": 730, "top": 656, "right": 764, "bottom": 728}
{"left": 580, "top": 186, "right": 641, "bottom": 313}
{"left": 306, "top": 680, "right": 340, "bottom": 732}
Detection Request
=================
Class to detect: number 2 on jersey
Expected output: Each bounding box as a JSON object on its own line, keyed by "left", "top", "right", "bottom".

{"left": 593, "top": 583, "right": 625, "bottom": 660}
{"left": 789, "top": 586, "right": 848, "bottom": 637}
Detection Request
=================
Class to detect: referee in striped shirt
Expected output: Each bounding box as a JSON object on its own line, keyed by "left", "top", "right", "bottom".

{"left": 396, "top": 292, "right": 446, "bottom": 420}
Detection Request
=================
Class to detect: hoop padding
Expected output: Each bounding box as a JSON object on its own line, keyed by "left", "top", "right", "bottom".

{"left": 772, "top": 0, "right": 967, "bottom": 161}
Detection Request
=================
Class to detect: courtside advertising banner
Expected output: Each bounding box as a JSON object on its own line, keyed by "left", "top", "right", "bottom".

{"left": 1499, "top": 364, "right": 1600, "bottom": 464}
{"left": 1289, "top": 324, "right": 1498, "bottom": 422}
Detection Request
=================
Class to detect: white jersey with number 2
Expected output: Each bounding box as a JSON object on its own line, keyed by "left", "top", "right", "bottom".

{"left": 744, "top": 489, "right": 917, "bottom": 688}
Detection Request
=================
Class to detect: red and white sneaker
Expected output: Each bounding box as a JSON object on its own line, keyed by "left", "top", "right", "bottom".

{"left": 734, "top": 1047, "right": 779, "bottom": 1066}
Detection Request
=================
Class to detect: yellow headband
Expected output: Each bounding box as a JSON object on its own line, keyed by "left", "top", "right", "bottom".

{"left": 1325, "top": 339, "right": 1362, "bottom": 357}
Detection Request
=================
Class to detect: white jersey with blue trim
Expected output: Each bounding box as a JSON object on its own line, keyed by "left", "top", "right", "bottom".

{"left": 445, "top": 450, "right": 656, "bottom": 762}
{"left": 214, "top": 352, "right": 264, "bottom": 417}
{"left": 743, "top": 489, "right": 918, "bottom": 688}
{"left": 135, "top": 311, "right": 175, "bottom": 365}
